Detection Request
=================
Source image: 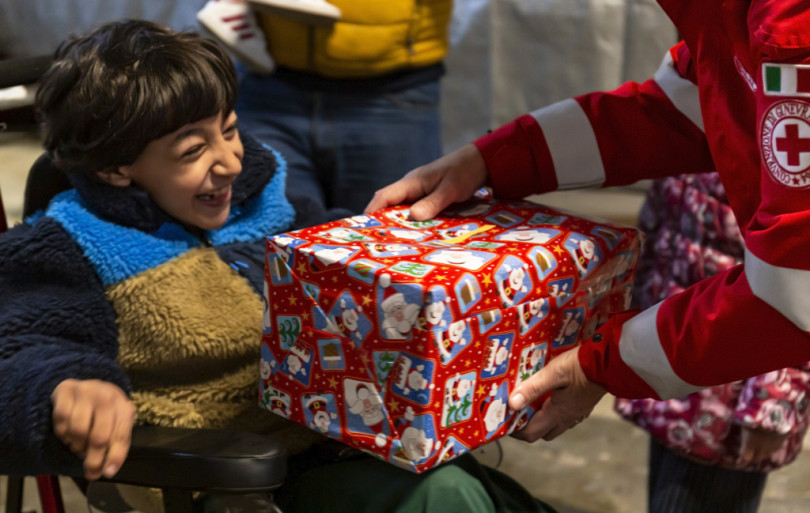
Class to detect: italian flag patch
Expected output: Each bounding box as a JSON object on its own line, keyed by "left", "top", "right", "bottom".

{"left": 763, "top": 63, "right": 810, "bottom": 97}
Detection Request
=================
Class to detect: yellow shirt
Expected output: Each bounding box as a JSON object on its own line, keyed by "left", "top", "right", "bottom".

{"left": 259, "top": 0, "right": 453, "bottom": 78}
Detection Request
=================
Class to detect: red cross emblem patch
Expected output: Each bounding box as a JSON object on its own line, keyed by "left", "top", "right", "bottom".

{"left": 760, "top": 100, "right": 810, "bottom": 188}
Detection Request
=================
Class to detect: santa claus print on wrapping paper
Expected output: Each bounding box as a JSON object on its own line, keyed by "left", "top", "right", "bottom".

{"left": 547, "top": 277, "right": 575, "bottom": 305}
{"left": 302, "top": 394, "right": 340, "bottom": 438}
{"left": 495, "top": 226, "right": 560, "bottom": 244}
{"left": 517, "top": 343, "right": 548, "bottom": 383}
{"left": 391, "top": 406, "right": 441, "bottom": 466}
{"left": 563, "top": 233, "right": 603, "bottom": 278}
{"left": 442, "top": 372, "right": 476, "bottom": 427}
{"left": 344, "top": 379, "right": 390, "bottom": 448}
{"left": 419, "top": 286, "right": 452, "bottom": 332}
{"left": 269, "top": 234, "right": 307, "bottom": 267}
{"left": 553, "top": 307, "right": 585, "bottom": 348}
{"left": 378, "top": 273, "right": 422, "bottom": 340}
{"left": 494, "top": 256, "right": 532, "bottom": 308}
{"left": 434, "top": 319, "right": 471, "bottom": 364}
{"left": 261, "top": 385, "right": 291, "bottom": 419}
{"left": 482, "top": 332, "right": 514, "bottom": 379}
{"left": 389, "top": 353, "right": 435, "bottom": 406}
{"left": 323, "top": 292, "right": 372, "bottom": 346}
{"left": 517, "top": 298, "right": 549, "bottom": 335}
{"left": 364, "top": 242, "right": 421, "bottom": 258}
{"left": 280, "top": 339, "right": 314, "bottom": 386}
{"left": 480, "top": 382, "right": 510, "bottom": 440}
{"left": 377, "top": 227, "right": 430, "bottom": 241}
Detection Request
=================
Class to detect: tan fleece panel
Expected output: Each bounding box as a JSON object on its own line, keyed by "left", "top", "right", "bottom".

{"left": 108, "top": 247, "right": 262, "bottom": 370}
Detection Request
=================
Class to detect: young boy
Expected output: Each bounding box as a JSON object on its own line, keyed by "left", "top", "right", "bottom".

{"left": 0, "top": 20, "right": 554, "bottom": 513}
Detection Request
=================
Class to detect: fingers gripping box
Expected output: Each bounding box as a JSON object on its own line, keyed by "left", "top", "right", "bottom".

{"left": 259, "top": 200, "right": 641, "bottom": 472}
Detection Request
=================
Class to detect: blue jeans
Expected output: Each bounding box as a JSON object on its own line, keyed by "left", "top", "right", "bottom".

{"left": 236, "top": 73, "right": 443, "bottom": 215}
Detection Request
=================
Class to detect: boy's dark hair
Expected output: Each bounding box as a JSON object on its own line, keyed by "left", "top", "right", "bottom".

{"left": 36, "top": 19, "right": 238, "bottom": 176}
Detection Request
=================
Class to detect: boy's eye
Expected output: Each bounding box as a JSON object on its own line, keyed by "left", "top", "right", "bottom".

{"left": 224, "top": 123, "right": 238, "bottom": 136}
{"left": 182, "top": 144, "right": 204, "bottom": 158}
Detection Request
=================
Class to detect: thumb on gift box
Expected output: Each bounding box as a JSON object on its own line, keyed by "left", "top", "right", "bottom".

{"left": 508, "top": 347, "right": 606, "bottom": 443}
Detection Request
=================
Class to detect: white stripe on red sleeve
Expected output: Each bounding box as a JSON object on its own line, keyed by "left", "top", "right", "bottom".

{"left": 653, "top": 51, "right": 704, "bottom": 132}
{"left": 617, "top": 302, "right": 704, "bottom": 399}
{"left": 745, "top": 247, "right": 810, "bottom": 331}
{"left": 528, "top": 99, "right": 605, "bottom": 189}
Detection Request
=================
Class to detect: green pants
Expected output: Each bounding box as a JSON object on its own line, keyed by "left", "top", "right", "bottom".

{"left": 276, "top": 450, "right": 557, "bottom": 513}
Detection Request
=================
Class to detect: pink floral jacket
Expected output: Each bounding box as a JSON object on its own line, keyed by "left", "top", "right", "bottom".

{"left": 614, "top": 174, "right": 810, "bottom": 472}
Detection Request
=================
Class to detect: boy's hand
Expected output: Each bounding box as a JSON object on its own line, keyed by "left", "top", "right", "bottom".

{"left": 51, "top": 379, "right": 136, "bottom": 480}
{"left": 738, "top": 427, "right": 787, "bottom": 465}
{"left": 364, "top": 143, "right": 488, "bottom": 221}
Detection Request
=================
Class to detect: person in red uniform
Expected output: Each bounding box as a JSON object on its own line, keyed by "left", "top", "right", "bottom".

{"left": 365, "top": 0, "right": 810, "bottom": 443}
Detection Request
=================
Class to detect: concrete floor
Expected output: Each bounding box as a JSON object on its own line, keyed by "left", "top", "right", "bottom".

{"left": 2, "top": 129, "right": 810, "bottom": 512}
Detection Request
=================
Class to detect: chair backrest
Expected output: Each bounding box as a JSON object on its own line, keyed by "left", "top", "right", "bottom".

{"left": 23, "top": 153, "right": 72, "bottom": 218}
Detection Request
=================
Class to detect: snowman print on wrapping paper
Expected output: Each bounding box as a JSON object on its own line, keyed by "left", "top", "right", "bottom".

{"left": 517, "top": 298, "right": 549, "bottom": 335}
{"left": 495, "top": 226, "right": 560, "bottom": 245}
{"left": 442, "top": 372, "right": 476, "bottom": 427}
{"left": 480, "top": 382, "right": 510, "bottom": 440}
{"left": 377, "top": 273, "right": 423, "bottom": 340}
{"left": 262, "top": 385, "right": 291, "bottom": 419}
{"left": 302, "top": 394, "right": 340, "bottom": 438}
{"left": 280, "top": 339, "right": 314, "bottom": 386}
{"left": 434, "top": 319, "right": 471, "bottom": 364}
{"left": 553, "top": 307, "right": 585, "bottom": 348}
{"left": 301, "top": 244, "right": 360, "bottom": 272}
{"left": 319, "top": 227, "right": 374, "bottom": 244}
{"left": 322, "top": 292, "right": 371, "bottom": 346}
{"left": 563, "top": 234, "right": 603, "bottom": 278}
{"left": 344, "top": 214, "right": 383, "bottom": 229}
{"left": 495, "top": 256, "right": 533, "bottom": 308}
{"left": 391, "top": 407, "right": 441, "bottom": 466}
{"left": 424, "top": 248, "right": 495, "bottom": 271}
{"left": 516, "top": 343, "right": 548, "bottom": 383}
{"left": 390, "top": 353, "right": 435, "bottom": 406}
{"left": 344, "top": 379, "right": 390, "bottom": 448}
{"left": 482, "top": 332, "right": 514, "bottom": 379}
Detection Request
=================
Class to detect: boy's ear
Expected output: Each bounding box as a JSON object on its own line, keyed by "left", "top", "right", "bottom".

{"left": 96, "top": 166, "right": 133, "bottom": 187}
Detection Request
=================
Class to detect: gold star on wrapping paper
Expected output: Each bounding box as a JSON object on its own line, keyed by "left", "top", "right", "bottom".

{"left": 459, "top": 427, "right": 465, "bottom": 435}
{"left": 302, "top": 312, "right": 311, "bottom": 322}
{"left": 388, "top": 398, "right": 400, "bottom": 412}
{"left": 482, "top": 274, "right": 492, "bottom": 285}
{"left": 327, "top": 376, "right": 338, "bottom": 389}
{"left": 297, "top": 262, "right": 308, "bottom": 274}
{"left": 535, "top": 287, "right": 543, "bottom": 295}
{"left": 287, "top": 294, "right": 298, "bottom": 305}
{"left": 331, "top": 276, "right": 339, "bottom": 283}
{"left": 476, "top": 384, "right": 488, "bottom": 399}
{"left": 359, "top": 352, "right": 371, "bottom": 367}
{"left": 553, "top": 246, "right": 565, "bottom": 256}
{"left": 484, "top": 297, "right": 492, "bottom": 305}
{"left": 433, "top": 274, "right": 447, "bottom": 282}
{"left": 474, "top": 430, "right": 480, "bottom": 438}
{"left": 362, "top": 295, "right": 373, "bottom": 306}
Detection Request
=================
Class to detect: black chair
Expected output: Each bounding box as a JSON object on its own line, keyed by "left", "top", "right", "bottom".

{"left": 2, "top": 68, "right": 289, "bottom": 513}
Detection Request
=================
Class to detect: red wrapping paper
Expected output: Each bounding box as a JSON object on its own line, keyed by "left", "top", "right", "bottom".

{"left": 259, "top": 199, "right": 641, "bottom": 472}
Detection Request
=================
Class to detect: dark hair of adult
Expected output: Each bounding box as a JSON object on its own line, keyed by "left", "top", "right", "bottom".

{"left": 36, "top": 19, "right": 238, "bottom": 177}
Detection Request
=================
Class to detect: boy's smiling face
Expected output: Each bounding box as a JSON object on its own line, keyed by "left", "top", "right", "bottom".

{"left": 100, "top": 110, "right": 243, "bottom": 232}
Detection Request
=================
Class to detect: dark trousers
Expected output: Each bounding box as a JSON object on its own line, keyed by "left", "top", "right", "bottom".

{"left": 648, "top": 438, "right": 768, "bottom": 513}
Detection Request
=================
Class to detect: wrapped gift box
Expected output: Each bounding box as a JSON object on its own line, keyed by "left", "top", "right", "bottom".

{"left": 259, "top": 199, "right": 641, "bottom": 472}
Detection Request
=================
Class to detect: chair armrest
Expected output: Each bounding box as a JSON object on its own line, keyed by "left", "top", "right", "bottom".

{"left": 107, "top": 426, "right": 287, "bottom": 494}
